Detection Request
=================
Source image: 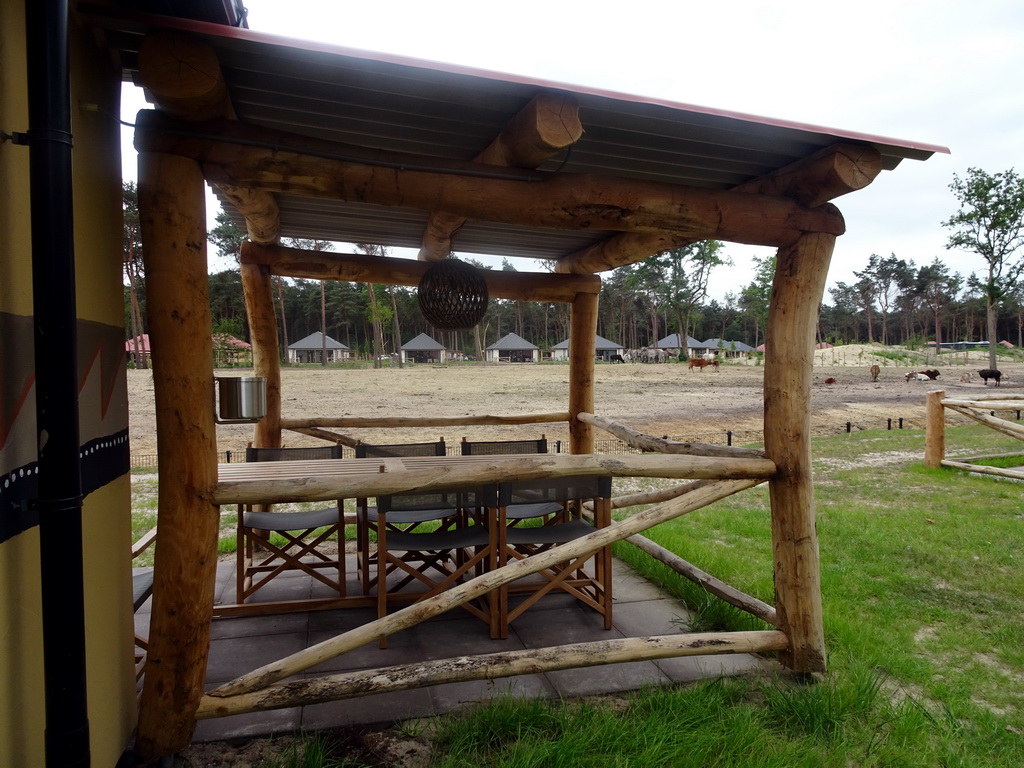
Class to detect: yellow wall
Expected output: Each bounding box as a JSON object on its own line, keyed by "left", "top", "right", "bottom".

{"left": 0, "top": 3, "right": 135, "bottom": 765}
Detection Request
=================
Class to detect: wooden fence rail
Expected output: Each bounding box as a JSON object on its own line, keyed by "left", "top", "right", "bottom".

{"left": 924, "top": 390, "right": 1024, "bottom": 480}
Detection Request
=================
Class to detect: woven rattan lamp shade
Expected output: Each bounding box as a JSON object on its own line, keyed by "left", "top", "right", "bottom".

{"left": 417, "top": 258, "right": 489, "bottom": 330}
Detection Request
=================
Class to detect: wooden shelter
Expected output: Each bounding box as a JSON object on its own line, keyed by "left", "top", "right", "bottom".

{"left": 79, "top": 3, "right": 948, "bottom": 758}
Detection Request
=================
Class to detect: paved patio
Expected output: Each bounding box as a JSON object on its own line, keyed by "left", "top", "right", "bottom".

{"left": 134, "top": 556, "right": 771, "bottom": 743}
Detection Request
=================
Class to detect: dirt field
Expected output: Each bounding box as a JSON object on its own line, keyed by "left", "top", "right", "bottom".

{"left": 126, "top": 346, "right": 1021, "bottom": 457}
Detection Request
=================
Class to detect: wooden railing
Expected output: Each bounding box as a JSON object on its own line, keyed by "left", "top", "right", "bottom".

{"left": 924, "top": 390, "right": 1024, "bottom": 480}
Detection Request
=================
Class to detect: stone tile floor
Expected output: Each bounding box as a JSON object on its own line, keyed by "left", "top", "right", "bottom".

{"left": 134, "top": 556, "right": 771, "bottom": 742}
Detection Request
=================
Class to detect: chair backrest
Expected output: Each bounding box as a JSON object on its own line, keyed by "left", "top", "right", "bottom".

{"left": 498, "top": 474, "right": 611, "bottom": 507}
{"left": 355, "top": 439, "right": 446, "bottom": 459}
{"left": 460, "top": 437, "right": 547, "bottom": 456}
{"left": 378, "top": 483, "right": 498, "bottom": 515}
{"left": 246, "top": 444, "right": 343, "bottom": 462}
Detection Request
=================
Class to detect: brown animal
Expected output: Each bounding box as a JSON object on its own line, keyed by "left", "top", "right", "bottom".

{"left": 870, "top": 364, "right": 880, "bottom": 381}
{"left": 688, "top": 358, "right": 719, "bottom": 371}
{"left": 905, "top": 369, "right": 940, "bottom": 382}
{"left": 824, "top": 377, "right": 837, "bottom": 385}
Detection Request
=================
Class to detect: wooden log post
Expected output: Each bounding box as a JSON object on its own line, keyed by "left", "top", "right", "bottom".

{"left": 763, "top": 227, "right": 836, "bottom": 675}
{"left": 135, "top": 152, "right": 220, "bottom": 756}
{"left": 924, "top": 390, "right": 946, "bottom": 468}
{"left": 241, "top": 262, "right": 282, "bottom": 448}
{"left": 569, "top": 291, "right": 599, "bottom": 454}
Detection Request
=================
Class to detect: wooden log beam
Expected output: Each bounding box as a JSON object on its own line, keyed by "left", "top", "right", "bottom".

{"left": 419, "top": 93, "right": 582, "bottom": 260}
{"left": 569, "top": 292, "right": 599, "bottom": 454}
{"left": 198, "top": 630, "right": 787, "bottom": 717}
{"left": 240, "top": 241, "right": 599, "bottom": 302}
{"left": 554, "top": 143, "right": 874, "bottom": 274}
{"left": 942, "top": 393, "right": 1024, "bottom": 403}
{"left": 763, "top": 229, "right": 834, "bottom": 675}
{"left": 578, "top": 412, "right": 767, "bottom": 459}
{"left": 945, "top": 405, "right": 1024, "bottom": 441}
{"left": 941, "top": 398, "right": 1024, "bottom": 409}
{"left": 621, "top": 533, "right": 779, "bottom": 626}
{"left": 212, "top": 453, "right": 777, "bottom": 506}
{"left": 555, "top": 232, "right": 697, "bottom": 275}
{"left": 136, "top": 32, "right": 280, "bottom": 243}
{"left": 210, "top": 477, "right": 763, "bottom": 696}
{"left": 280, "top": 412, "right": 570, "bottom": 430}
{"left": 135, "top": 152, "right": 220, "bottom": 756}
{"left": 940, "top": 460, "right": 1024, "bottom": 480}
{"left": 135, "top": 112, "right": 846, "bottom": 247}
{"left": 286, "top": 427, "right": 363, "bottom": 449}
{"left": 241, "top": 262, "right": 282, "bottom": 448}
{"left": 732, "top": 143, "right": 883, "bottom": 209}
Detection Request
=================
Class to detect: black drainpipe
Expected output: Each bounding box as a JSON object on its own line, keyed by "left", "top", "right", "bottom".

{"left": 26, "top": 1, "right": 91, "bottom": 767}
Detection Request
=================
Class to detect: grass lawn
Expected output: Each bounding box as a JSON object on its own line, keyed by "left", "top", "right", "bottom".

{"left": 133, "top": 424, "right": 1024, "bottom": 766}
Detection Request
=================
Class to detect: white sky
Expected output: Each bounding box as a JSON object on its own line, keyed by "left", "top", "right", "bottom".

{"left": 121, "top": 0, "right": 1024, "bottom": 303}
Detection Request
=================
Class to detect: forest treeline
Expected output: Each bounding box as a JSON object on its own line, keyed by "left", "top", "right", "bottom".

{"left": 123, "top": 249, "right": 1024, "bottom": 358}
{"left": 122, "top": 168, "right": 1024, "bottom": 359}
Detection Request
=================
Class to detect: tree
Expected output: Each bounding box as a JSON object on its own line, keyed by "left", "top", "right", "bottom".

{"left": 738, "top": 254, "right": 774, "bottom": 348}
{"left": 285, "top": 238, "right": 335, "bottom": 364}
{"left": 915, "top": 259, "right": 959, "bottom": 352}
{"left": 944, "top": 167, "right": 1024, "bottom": 369}
{"left": 854, "top": 254, "right": 913, "bottom": 345}
{"left": 122, "top": 181, "right": 148, "bottom": 368}
{"left": 208, "top": 209, "right": 247, "bottom": 263}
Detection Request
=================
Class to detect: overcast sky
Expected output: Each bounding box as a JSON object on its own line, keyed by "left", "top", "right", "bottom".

{"left": 122, "top": 0, "right": 1024, "bottom": 302}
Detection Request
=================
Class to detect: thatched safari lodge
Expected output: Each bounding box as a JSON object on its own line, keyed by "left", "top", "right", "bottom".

{"left": 0, "top": 1, "right": 948, "bottom": 764}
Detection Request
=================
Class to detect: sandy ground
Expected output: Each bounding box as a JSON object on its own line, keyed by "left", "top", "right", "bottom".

{"left": 126, "top": 345, "right": 1021, "bottom": 457}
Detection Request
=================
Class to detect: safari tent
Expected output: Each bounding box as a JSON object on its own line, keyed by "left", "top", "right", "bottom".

{"left": 0, "top": 1, "right": 949, "bottom": 763}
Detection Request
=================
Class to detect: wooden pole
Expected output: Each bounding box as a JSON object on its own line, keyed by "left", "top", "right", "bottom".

{"left": 578, "top": 411, "right": 766, "bottom": 459}
{"left": 763, "top": 227, "right": 835, "bottom": 675}
{"left": 939, "top": 460, "right": 1024, "bottom": 480}
{"left": 569, "top": 291, "right": 599, "bottom": 454}
{"left": 241, "top": 262, "right": 282, "bottom": 448}
{"left": 197, "top": 630, "right": 788, "bottom": 717}
{"left": 135, "top": 152, "right": 219, "bottom": 756}
{"left": 924, "top": 390, "right": 946, "bottom": 468}
{"left": 280, "top": 412, "right": 571, "bottom": 430}
{"left": 241, "top": 241, "right": 599, "bottom": 302}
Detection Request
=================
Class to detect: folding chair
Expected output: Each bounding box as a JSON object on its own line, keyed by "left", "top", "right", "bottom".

{"left": 460, "top": 436, "right": 562, "bottom": 523}
{"left": 494, "top": 474, "right": 613, "bottom": 638}
{"left": 354, "top": 439, "right": 448, "bottom": 594}
{"left": 237, "top": 444, "right": 346, "bottom": 605}
{"left": 374, "top": 483, "right": 499, "bottom": 646}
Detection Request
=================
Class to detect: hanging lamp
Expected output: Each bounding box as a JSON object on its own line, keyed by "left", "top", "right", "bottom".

{"left": 417, "top": 257, "right": 489, "bottom": 330}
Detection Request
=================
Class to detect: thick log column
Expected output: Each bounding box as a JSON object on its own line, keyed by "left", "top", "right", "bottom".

{"left": 135, "top": 153, "right": 220, "bottom": 756}
{"left": 568, "top": 291, "right": 599, "bottom": 454}
{"left": 241, "top": 261, "right": 282, "bottom": 448}
{"left": 763, "top": 226, "right": 835, "bottom": 675}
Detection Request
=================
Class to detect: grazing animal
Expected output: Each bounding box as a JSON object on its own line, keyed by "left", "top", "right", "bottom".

{"left": 960, "top": 372, "right": 973, "bottom": 383}
{"left": 824, "top": 377, "right": 837, "bottom": 385}
{"left": 688, "top": 358, "right": 719, "bottom": 371}
{"left": 870, "top": 364, "right": 880, "bottom": 381}
{"left": 610, "top": 354, "right": 625, "bottom": 363}
{"left": 978, "top": 369, "right": 1002, "bottom": 386}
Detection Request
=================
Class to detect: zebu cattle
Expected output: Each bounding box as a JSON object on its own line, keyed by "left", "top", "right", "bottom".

{"left": 870, "top": 364, "right": 880, "bottom": 381}
{"left": 610, "top": 354, "right": 625, "bottom": 363}
{"left": 905, "top": 369, "right": 940, "bottom": 382}
{"left": 688, "top": 358, "right": 719, "bottom": 371}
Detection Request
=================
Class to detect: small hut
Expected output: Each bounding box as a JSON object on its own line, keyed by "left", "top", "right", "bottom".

{"left": 552, "top": 334, "right": 624, "bottom": 362}
{"left": 287, "top": 332, "right": 350, "bottom": 363}
{"left": 485, "top": 332, "right": 539, "bottom": 363}
{"left": 401, "top": 332, "right": 446, "bottom": 364}
{"left": 698, "top": 338, "right": 754, "bottom": 360}
{"left": 655, "top": 333, "right": 701, "bottom": 359}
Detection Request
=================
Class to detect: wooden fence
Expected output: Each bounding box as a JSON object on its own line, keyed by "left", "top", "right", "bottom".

{"left": 924, "top": 390, "right": 1024, "bottom": 480}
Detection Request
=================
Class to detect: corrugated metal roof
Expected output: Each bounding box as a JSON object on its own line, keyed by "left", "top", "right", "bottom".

{"left": 85, "top": 4, "right": 949, "bottom": 265}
